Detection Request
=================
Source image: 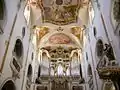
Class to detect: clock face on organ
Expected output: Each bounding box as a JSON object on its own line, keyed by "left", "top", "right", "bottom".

{"left": 56, "top": 0, "right": 63, "bottom": 5}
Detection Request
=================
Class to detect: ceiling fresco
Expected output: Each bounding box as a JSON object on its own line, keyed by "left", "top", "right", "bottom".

{"left": 28, "top": 0, "right": 84, "bottom": 25}
{"left": 49, "top": 33, "right": 71, "bottom": 44}
{"left": 38, "top": 32, "right": 81, "bottom": 49}
{"left": 41, "top": 0, "right": 81, "bottom": 25}
{"left": 27, "top": 0, "right": 89, "bottom": 26}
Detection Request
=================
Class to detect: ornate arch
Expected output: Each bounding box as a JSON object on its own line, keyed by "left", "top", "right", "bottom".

{"left": 0, "top": 78, "right": 16, "bottom": 90}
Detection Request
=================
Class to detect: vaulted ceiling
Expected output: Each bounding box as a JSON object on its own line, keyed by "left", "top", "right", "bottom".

{"left": 25, "top": 0, "right": 89, "bottom": 48}
{"left": 27, "top": 0, "right": 89, "bottom": 26}
{"left": 24, "top": 0, "right": 90, "bottom": 70}
{"left": 23, "top": 0, "right": 91, "bottom": 75}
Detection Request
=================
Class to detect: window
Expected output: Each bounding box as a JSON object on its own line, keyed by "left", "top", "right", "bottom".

{"left": 22, "top": 27, "right": 25, "bottom": 38}
{"left": 13, "top": 39, "right": 23, "bottom": 66}
{"left": 0, "top": 0, "right": 5, "bottom": 34}
{"left": 0, "top": 0, "right": 4, "bottom": 20}
{"left": 79, "top": 64, "right": 82, "bottom": 78}
{"left": 14, "top": 39, "right": 23, "bottom": 59}
{"left": 88, "top": 64, "right": 92, "bottom": 76}
{"left": 93, "top": 27, "right": 97, "bottom": 37}
{"left": 86, "top": 52, "right": 88, "bottom": 61}
{"left": 38, "top": 65, "right": 41, "bottom": 77}
{"left": 1, "top": 80, "right": 16, "bottom": 90}
{"left": 27, "top": 64, "right": 32, "bottom": 81}
{"left": 96, "top": 39, "right": 104, "bottom": 58}
{"left": 31, "top": 52, "right": 34, "bottom": 60}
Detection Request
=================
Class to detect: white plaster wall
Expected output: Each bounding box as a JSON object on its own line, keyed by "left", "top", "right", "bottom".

{"left": 99, "top": 0, "right": 120, "bottom": 64}
{"left": 22, "top": 41, "right": 36, "bottom": 90}
{"left": 82, "top": 37, "right": 98, "bottom": 90}
{"left": 0, "top": 0, "right": 20, "bottom": 70}
{"left": 82, "top": 1, "right": 114, "bottom": 90}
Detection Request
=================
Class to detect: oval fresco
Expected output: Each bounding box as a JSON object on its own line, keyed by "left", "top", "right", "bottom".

{"left": 49, "top": 33, "right": 71, "bottom": 44}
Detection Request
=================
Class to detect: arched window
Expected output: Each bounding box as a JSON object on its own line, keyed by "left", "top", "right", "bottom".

{"left": 0, "top": 0, "right": 5, "bottom": 34}
{"left": 88, "top": 64, "right": 92, "bottom": 76}
{"left": 96, "top": 39, "right": 104, "bottom": 58}
{"left": 27, "top": 64, "right": 32, "bottom": 81}
{"left": 13, "top": 39, "right": 23, "bottom": 66}
{"left": 86, "top": 52, "right": 88, "bottom": 61}
{"left": 31, "top": 52, "right": 34, "bottom": 61}
{"left": 14, "top": 39, "right": 23, "bottom": 59}
{"left": 38, "top": 65, "right": 41, "bottom": 77}
{"left": 0, "top": 0, "right": 4, "bottom": 20}
{"left": 79, "top": 64, "right": 83, "bottom": 78}
{"left": 93, "top": 27, "right": 97, "bottom": 37}
{"left": 22, "top": 27, "right": 25, "bottom": 38}
{"left": 1, "top": 80, "right": 16, "bottom": 90}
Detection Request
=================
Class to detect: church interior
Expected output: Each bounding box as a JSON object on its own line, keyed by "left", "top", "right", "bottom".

{"left": 0, "top": 0, "right": 120, "bottom": 90}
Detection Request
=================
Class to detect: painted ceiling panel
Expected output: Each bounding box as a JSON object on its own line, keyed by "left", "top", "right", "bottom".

{"left": 49, "top": 33, "right": 71, "bottom": 44}
{"left": 41, "top": 0, "right": 81, "bottom": 25}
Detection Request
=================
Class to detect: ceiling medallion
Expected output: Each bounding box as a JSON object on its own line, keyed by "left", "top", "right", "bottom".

{"left": 57, "top": 27, "right": 64, "bottom": 32}
{"left": 41, "top": 0, "right": 81, "bottom": 25}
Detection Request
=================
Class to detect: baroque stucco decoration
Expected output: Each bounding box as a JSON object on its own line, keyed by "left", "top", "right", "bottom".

{"left": 35, "top": 26, "right": 49, "bottom": 45}
{"left": 41, "top": 46, "right": 78, "bottom": 62}
{"left": 71, "top": 26, "right": 84, "bottom": 45}
{"left": 71, "top": 27, "right": 83, "bottom": 39}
